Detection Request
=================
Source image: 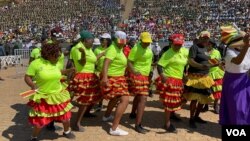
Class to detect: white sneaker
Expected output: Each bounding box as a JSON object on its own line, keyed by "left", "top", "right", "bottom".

{"left": 102, "top": 115, "right": 114, "bottom": 122}
{"left": 109, "top": 128, "right": 129, "bottom": 136}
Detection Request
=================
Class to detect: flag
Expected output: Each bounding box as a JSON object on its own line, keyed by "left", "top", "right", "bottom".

{"left": 19, "top": 89, "right": 37, "bottom": 98}
{"left": 208, "top": 58, "right": 219, "bottom": 65}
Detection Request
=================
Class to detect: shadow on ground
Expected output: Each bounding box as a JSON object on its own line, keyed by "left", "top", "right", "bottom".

{"left": 70, "top": 101, "right": 220, "bottom": 139}
{"left": 1, "top": 104, "right": 61, "bottom": 141}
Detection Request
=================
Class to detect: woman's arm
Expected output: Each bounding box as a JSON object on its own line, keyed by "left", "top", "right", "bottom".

{"left": 24, "top": 74, "right": 36, "bottom": 90}
{"left": 78, "top": 48, "right": 86, "bottom": 66}
{"left": 96, "top": 52, "right": 105, "bottom": 60}
{"left": 231, "top": 34, "right": 250, "bottom": 65}
{"left": 61, "top": 68, "right": 76, "bottom": 75}
{"left": 157, "top": 64, "right": 167, "bottom": 82}
{"left": 101, "top": 58, "right": 111, "bottom": 87}
{"left": 188, "top": 58, "right": 208, "bottom": 70}
{"left": 128, "top": 60, "right": 140, "bottom": 75}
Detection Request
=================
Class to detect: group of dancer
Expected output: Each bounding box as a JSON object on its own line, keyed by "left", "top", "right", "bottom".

{"left": 24, "top": 25, "right": 250, "bottom": 141}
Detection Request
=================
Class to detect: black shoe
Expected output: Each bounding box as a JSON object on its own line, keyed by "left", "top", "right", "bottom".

{"left": 135, "top": 124, "right": 149, "bottom": 134}
{"left": 165, "top": 124, "right": 177, "bottom": 133}
{"left": 170, "top": 114, "right": 182, "bottom": 122}
{"left": 63, "top": 131, "right": 76, "bottom": 139}
{"left": 201, "top": 104, "right": 209, "bottom": 112}
{"left": 149, "top": 90, "right": 153, "bottom": 97}
{"left": 129, "top": 113, "right": 136, "bottom": 119}
{"left": 46, "top": 122, "right": 56, "bottom": 131}
{"left": 189, "top": 119, "right": 197, "bottom": 129}
{"left": 30, "top": 138, "right": 38, "bottom": 141}
{"left": 94, "top": 105, "right": 103, "bottom": 112}
{"left": 194, "top": 116, "right": 207, "bottom": 124}
{"left": 84, "top": 113, "right": 97, "bottom": 118}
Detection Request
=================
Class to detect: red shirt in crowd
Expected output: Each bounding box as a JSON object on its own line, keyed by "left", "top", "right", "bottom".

{"left": 123, "top": 45, "right": 131, "bottom": 58}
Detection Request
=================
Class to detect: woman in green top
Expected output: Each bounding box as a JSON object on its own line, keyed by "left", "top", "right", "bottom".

{"left": 127, "top": 32, "right": 153, "bottom": 134}
{"left": 94, "top": 33, "right": 112, "bottom": 75}
{"left": 29, "top": 46, "right": 41, "bottom": 64}
{"left": 93, "top": 33, "right": 112, "bottom": 111}
{"left": 101, "top": 31, "right": 130, "bottom": 136}
{"left": 24, "top": 42, "right": 75, "bottom": 141}
{"left": 156, "top": 34, "right": 188, "bottom": 133}
{"left": 68, "top": 30, "right": 101, "bottom": 132}
{"left": 207, "top": 40, "right": 224, "bottom": 114}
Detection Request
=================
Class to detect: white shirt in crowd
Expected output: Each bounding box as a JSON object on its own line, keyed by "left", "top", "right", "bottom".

{"left": 150, "top": 42, "right": 161, "bottom": 56}
{"left": 225, "top": 48, "right": 250, "bottom": 73}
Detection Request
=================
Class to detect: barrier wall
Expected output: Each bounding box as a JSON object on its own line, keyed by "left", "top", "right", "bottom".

{"left": 14, "top": 49, "right": 32, "bottom": 59}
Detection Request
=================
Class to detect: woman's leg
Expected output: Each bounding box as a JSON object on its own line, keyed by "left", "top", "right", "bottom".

{"left": 31, "top": 126, "right": 42, "bottom": 139}
{"left": 130, "top": 95, "right": 139, "bottom": 118}
{"left": 190, "top": 100, "right": 197, "bottom": 118}
{"left": 111, "top": 96, "right": 129, "bottom": 130}
{"left": 73, "top": 105, "right": 87, "bottom": 131}
{"left": 165, "top": 110, "right": 171, "bottom": 128}
{"left": 134, "top": 95, "right": 149, "bottom": 133}
{"left": 165, "top": 110, "right": 177, "bottom": 132}
{"left": 194, "top": 103, "right": 207, "bottom": 123}
{"left": 189, "top": 100, "right": 197, "bottom": 128}
{"left": 213, "top": 99, "right": 220, "bottom": 114}
{"left": 62, "top": 120, "right": 75, "bottom": 139}
{"left": 195, "top": 103, "right": 204, "bottom": 118}
{"left": 62, "top": 120, "right": 71, "bottom": 132}
{"left": 135, "top": 95, "right": 147, "bottom": 125}
{"left": 84, "top": 104, "right": 96, "bottom": 117}
{"left": 104, "top": 98, "right": 118, "bottom": 117}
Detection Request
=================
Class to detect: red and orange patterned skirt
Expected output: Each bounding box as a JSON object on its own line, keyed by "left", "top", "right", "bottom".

{"left": 127, "top": 73, "right": 150, "bottom": 96}
{"left": 102, "top": 76, "right": 130, "bottom": 100}
{"left": 68, "top": 73, "right": 101, "bottom": 105}
{"left": 155, "top": 77, "right": 184, "bottom": 111}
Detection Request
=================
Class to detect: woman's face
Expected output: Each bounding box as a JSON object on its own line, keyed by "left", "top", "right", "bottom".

{"left": 101, "top": 38, "right": 108, "bottom": 47}
{"left": 115, "top": 39, "right": 126, "bottom": 48}
{"left": 129, "top": 40, "right": 136, "bottom": 47}
{"left": 48, "top": 53, "right": 59, "bottom": 64}
{"left": 199, "top": 37, "right": 210, "bottom": 47}
{"left": 141, "top": 42, "right": 150, "bottom": 48}
{"left": 84, "top": 38, "right": 94, "bottom": 48}
{"left": 117, "top": 42, "right": 126, "bottom": 48}
{"left": 207, "top": 42, "right": 213, "bottom": 51}
{"left": 172, "top": 44, "right": 182, "bottom": 51}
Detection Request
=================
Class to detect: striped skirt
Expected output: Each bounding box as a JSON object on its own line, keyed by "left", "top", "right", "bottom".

{"left": 155, "top": 77, "right": 184, "bottom": 111}
{"left": 68, "top": 73, "right": 101, "bottom": 105}
{"left": 128, "top": 73, "right": 150, "bottom": 96}
{"left": 27, "top": 89, "right": 73, "bottom": 127}
{"left": 102, "top": 76, "right": 130, "bottom": 100}
{"left": 184, "top": 73, "right": 214, "bottom": 104}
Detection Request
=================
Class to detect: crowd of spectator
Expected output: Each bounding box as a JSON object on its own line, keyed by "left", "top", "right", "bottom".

{"left": 0, "top": 0, "right": 250, "bottom": 57}
{"left": 0, "top": 0, "right": 121, "bottom": 55}
{"left": 0, "top": 0, "right": 121, "bottom": 39}
{"left": 123, "top": 0, "right": 250, "bottom": 41}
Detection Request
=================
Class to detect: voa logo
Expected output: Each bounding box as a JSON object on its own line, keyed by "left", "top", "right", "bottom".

{"left": 226, "top": 129, "right": 246, "bottom": 136}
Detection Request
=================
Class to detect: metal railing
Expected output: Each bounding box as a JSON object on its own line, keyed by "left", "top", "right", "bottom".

{"left": 0, "top": 55, "right": 22, "bottom": 69}
{"left": 14, "top": 49, "right": 32, "bottom": 59}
